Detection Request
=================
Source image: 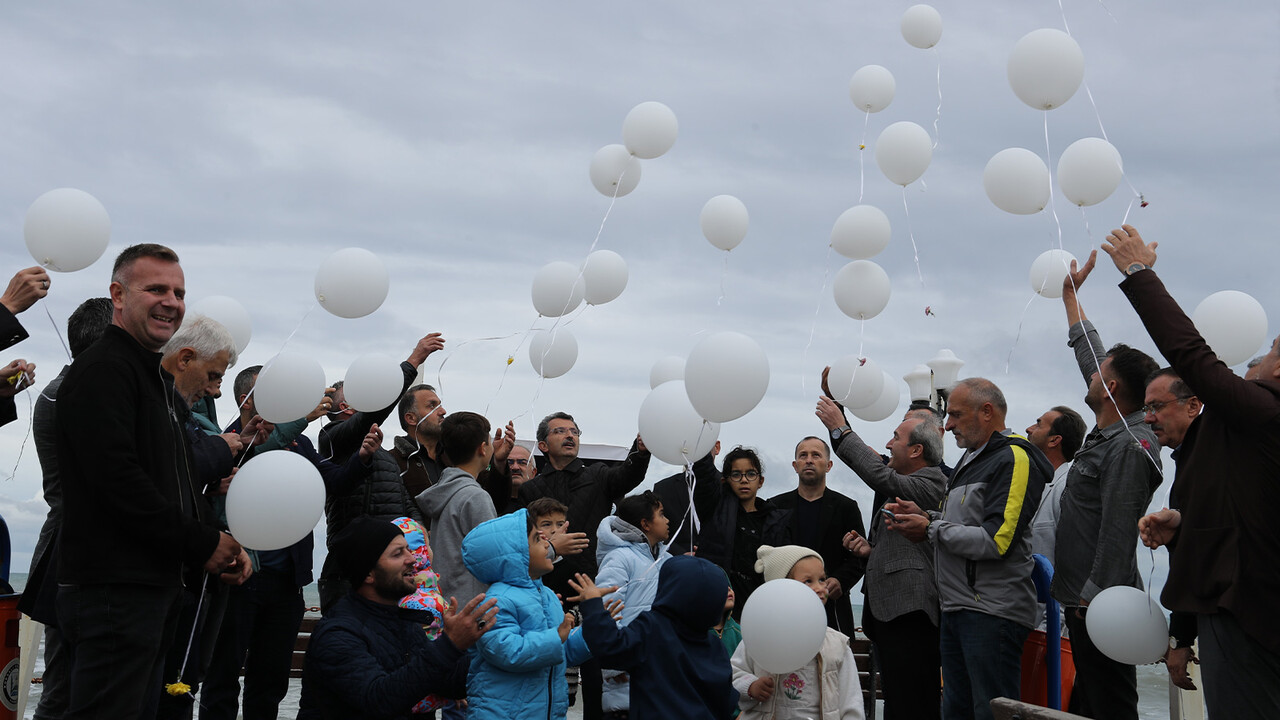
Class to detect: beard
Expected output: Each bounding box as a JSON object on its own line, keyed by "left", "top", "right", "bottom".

{"left": 370, "top": 563, "right": 415, "bottom": 603}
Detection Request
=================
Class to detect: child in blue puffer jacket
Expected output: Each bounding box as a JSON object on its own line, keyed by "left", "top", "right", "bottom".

{"left": 461, "top": 509, "right": 592, "bottom": 720}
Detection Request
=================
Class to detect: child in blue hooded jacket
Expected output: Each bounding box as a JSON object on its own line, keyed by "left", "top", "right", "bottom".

{"left": 461, "top": 509, "right": 592, "bottom": 720}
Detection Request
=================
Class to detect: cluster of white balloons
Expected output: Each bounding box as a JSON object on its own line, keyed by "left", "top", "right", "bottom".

{"left": 639, "top": 332, "right": 770, "bottom": 464}
{"left": 983, "top": 137, "right": 1124, "bottom": 216}
{"left": 527, "top": 249, "right": 628, "bottom": 378}
{"left": 589, "top": 101, "right": 678, "bottom": 198}
{"left": 827, "top": 356, "right": 901, "bottom": 422}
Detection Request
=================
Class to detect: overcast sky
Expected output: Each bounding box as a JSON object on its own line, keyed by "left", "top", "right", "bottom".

{"left": 1, "top": 2, "right": 1276, "bottom": 594}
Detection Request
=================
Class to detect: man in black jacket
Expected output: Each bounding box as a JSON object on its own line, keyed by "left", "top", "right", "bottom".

{"left": 55, "top": 244, "right": 249, "bottom": 719}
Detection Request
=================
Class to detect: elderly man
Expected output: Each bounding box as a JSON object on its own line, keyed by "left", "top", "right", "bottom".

{"left": 0, "top": 265, "right": 51, "bottom": 426}
{"left": 818, "top": 396, "right": 946, "bottom": 720}
{"left": 299, "top": 517, "right": 497, "bottom": 720}
{"left": 497, "top": 443, "right": 537, "bottom": 514}
{"left": 1053, "top": 251, "right": 1163, "bottom": 720}
{"left": 54, "top": 244, "right": 250, "bottom": 719}
{"left": 1107, "top": 224, "right": 1280, "bottom": 719}
{"left": 887, "top": 378, "right": 1049, "bottom": 720}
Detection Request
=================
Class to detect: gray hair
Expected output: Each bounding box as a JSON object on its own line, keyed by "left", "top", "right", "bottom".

{"left": 954, "top": 377, "right": 1008, "bottom": 415}
{"left": 1247, "top": 355, "right": 1266, "bottom": 370}
{"left": 908, "top": 413, "right": 945, "bottom": 466}
{"left": 161, "top": 314, "right": 237, "bottom": 367}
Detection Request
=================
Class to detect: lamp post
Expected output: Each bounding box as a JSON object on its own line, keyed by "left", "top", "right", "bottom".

{"left": 902, "top": 350, "right": 965, "bottom": 415}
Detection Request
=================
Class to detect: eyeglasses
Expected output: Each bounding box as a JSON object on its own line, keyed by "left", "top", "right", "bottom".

{"left": 548, "top": 427, "right": 581, "bottom": 437}
{"left": 1142, "top": 397, "right": 1193, "bottom": 415}
{"left": 506, "top": 458, "right": 529, "bottom": 466}
{"left": 728, "top": 470, "right": 760, "bottom": 481}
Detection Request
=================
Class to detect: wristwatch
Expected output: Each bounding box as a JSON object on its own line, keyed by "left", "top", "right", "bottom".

{"left": 830, "top": 425, "right": 851, "bottom": 441}
{"left": 1125, "top": 262, "right": 1150, "bottom": 276}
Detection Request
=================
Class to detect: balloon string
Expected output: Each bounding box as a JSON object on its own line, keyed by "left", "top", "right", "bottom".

{"left": 433, "top": 330, "right": 527, "bottom": 399}
{"left": 44, "top": 305, "right": 71, "bottom": 362}
{"left": 716, "top": 252, "right": 729, "bottom": 307}
{"left": 901, "top": 187, "right": 924, "bottom": 285}
{"left": 857, "top": 317, "right": 865, "bottom": 360}
{"left": 858, "top": 113, "right": 870, "bottom": 203}
{"left": 482, "top": 317, "right": 542, "bottom": 418}
{"left": 1055, "top": 0, "right": 1073, "bottom": 36}
{"left": 931, "top": 46, "right": 942, "bottom": 149}
{"left": 170, "top": 573, "right": 210, "bottom": 698}
{"left": 800, "top": 246, "right": 835, "bottom": 399}
{"left": 1043, "top": 113, "right": 1065, "bottom": 252}
{"left": 2, "top": 377, "right": 36, "bottom": 481}
{"left": 1004, "top": 293, "right": 1040, "bottom": 374}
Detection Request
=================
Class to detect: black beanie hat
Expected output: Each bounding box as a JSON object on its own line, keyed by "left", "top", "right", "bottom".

{"left": 329, "top": 517, "right": 404, "bottom": 588}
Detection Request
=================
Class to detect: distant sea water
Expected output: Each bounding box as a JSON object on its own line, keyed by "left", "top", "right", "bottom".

{"left": 8, "top": 575, "right": 1174, "bottom": 720}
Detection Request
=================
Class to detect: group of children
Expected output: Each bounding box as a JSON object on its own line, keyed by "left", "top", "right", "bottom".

{"left": 392, "top": 480, "right": 865, "bottom": 719}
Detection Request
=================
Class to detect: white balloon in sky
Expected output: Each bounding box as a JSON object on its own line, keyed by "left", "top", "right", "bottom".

{"left": 638, "top": 381, "right": 721, "bottom": 466}
{"left": 832, "top": 261, "right": 891, "bottom": 320}
{"left": 1193, "top": 291, "right": 1269, "bottom": 367}
{"left": 531, "top": 261, "right": 585, "bottom": 317}
{"left": 827, "top": 356, "right": 884, "bottom": 410}
{"left": 830, "top": 205, "right": 891, "bottom": 259}
{"left": 983, "top": 148, "right": 1050, "bottom": 215}
{"left": 589, "top": 144, "right": 642, "bottom": 197}
{"left": 343, "top": 353, "right": 407, "bottom": 412}
{"left": 190, "top": 295, "right": 252, "bottom": 354}
{"left": 529, "top": 328, "right": 579, "bottom": 379}
{"left": 700, "top": 195, "right": 749, "bottom": 251}
{"left": 1007, "top": 29, "right": 1084, "bottom": 110}
{"left": 24, "top": 188, "right": 111, "bottom": 272}
{"left": 848, "top": 65, "right": 896, "bottom": 113}
{"left": 852, "top": 371, "right": 901, "bottom": 422}
{"left": 1029, "top": 249, "right": 1078, "bottom": 299}
{"left": 875, "top": 121, "right": 932, "bottom": 186}
{"left": 253, "top": 353, "right": 328, "bottom": 424}
{"left": 649, "top": 355, "right": 685, "bottom": 389}
{"left": 315, "top": 248, "right": 390, "bottom": 319}
{"left": 1057, "top": 137, "right": 1124, "bottom": 207}
{"left": 581, "top": 250, "right": 628, "bottom": 306}
{"left": 622, "top": 101, "right": 678, "bottom": 159}
{"left": 901, "top": 5, "right": 943, "bottom": 49}
{"left": 684, "top": 332, "right": 770, "bottom": 423}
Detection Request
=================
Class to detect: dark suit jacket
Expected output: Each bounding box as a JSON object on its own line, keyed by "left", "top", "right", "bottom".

{"left": 651, "top": 452, "right": 720, "bottom": 555}
{"left": 0, "top": 305, "right": 28, "bottom": 426}
{"left": 770, "top": 487, "right": 865, "bottom": 634}
{"left": 1121, "top": 270, "right": 1280, "bottom": 652}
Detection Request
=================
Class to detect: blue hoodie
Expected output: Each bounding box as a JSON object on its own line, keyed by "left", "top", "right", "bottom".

{"left": 581, "top": 555, "right": 739, "bottom": 720}
{"left": 461, "top": 509, "right": 591, "bottom": 720}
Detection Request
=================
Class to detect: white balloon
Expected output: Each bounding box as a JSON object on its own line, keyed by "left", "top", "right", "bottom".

{"left": 700, "top": 195, "right": 749, "bottom": 251}
{"left": 828, "top": 356, "right": 884, "bottom": 410}
{"left": 589, "top": 144, "right": 642, "bottom": 198}
{"left": 1193, "top": 291, "right": 1269, "bottom": 367}
{"left": 190, "top": 296, "right": 252, "bottom": 354}
{"left": 649, "top": 356, "right": 685, "bottom": 389}
{"left": 226, "top": 450, "right": 325, "bottom": 551}
{"left": 315, "top": 248, "right": 390, "bottom": 319}
{"left": 874, "top": 121, "right": 932, "bottom": 186}
{"left": 24, "top": 188, "right": 111, "bottom": 273}
{"left": 830, "top": 205, "right": 891, "bottom": 260}
{"left": 901, "top": 5, "right": 943, "bottom": 49}
{"left": 983, "top": 148, "right": 1051, "bottom": 215}
{"left": 853, "top": 371, "right": 902, "bottom": 422}
{"left": 1029, "top": 249, "right": 1078, "bottom": 299}
{"left": 740, "top": 579, "right": 829, "bottom": 674}
{"left": 1007, "top": 29, "right": 1084, "bottom": 111}
{"left": 343, "top": 353, "right": 406, "bottom": 412}
{"left": 638, "top": 381, "right": 721, "bottom": 466}
{"left": 684, "top": 332, "right": 770, "bottom": 423}
{"left": 1085, "top": 586, "right": 1169, "bottom": 665}
{"left": 848, "top": 65, "right": 896, "bottom": 113}
{"left": 832, "top": 260, "right": 891, "bottom": 320}
{"left": 581, "top": 250, "right": 628, "bottom": 306}
{"left": 254, "top": 353, "right": 328, "bottom": 424}
{"left": 529, "top": 329, "right": 579, "bottom": 379}
{"left": 531, "top": 261, "right": 585, "bottom": 317}
{"left": 622, "top": 101, "right": 678, "bottom": 159}
{"left": 1057, "top": 138, "right": 1124, "bottom": 207}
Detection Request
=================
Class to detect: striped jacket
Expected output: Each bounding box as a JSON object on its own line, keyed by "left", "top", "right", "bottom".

{"left": 926, "top": 430, "right": 1051, "bottom": 629}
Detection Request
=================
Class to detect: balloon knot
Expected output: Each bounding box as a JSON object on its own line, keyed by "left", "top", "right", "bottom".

{"left": 506, "top": 356, "right": 514, "bottom": 366}
{"left": 859, "top": 144, "right": 866, "bottom": 150}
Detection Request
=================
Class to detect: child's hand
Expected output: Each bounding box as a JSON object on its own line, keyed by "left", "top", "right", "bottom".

{"left": 558, "top": 612, "right": 574, "bottom": 642}
{"left": 603, "top": 598, "right": 626, "bottom": 621}
{"left": 566, "top": 573, "right": 619, "bottom": 603}
{"left": 551, "top": 529, "right": 590, "bottom": 557}
{"left": 748, "top": 675, "right": 775, "bottom": 702}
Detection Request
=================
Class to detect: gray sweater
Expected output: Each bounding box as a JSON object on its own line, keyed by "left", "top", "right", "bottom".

{"left": 416, "top": 467, "right": 496, "bottom": 603}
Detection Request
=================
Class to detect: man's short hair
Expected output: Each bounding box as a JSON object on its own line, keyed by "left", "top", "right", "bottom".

{"left": 324, "top": 381, "right": 345, "bottom": 420}
{"left": 397, "top": 384, "right": 437, "bottom": 433}
{"left": 907, "top": 414, "right": 945, "bottom": 466}
{"left": 67, "top": 297, "right": 113, "bottom": 359}
{"left": 234, "top": 365, "right": 262, "bottom": 401}
{"left": 1048, "top": 405, "right": 1087, "bottom": 461}
{"left": 1145, "top": 367, "right": 1194, "bottom": 400}
{"left": 111, "top": 243, "right": 180, "bottom": 283}
{"left": 439, "top": 411, "right": 491, "bottom": 468}
{"left": 1105, "top": 344, "right": 1160, "bottom": 413}
{"left": 954, "top": 377, "right": 1008, "bottom": 415}
{"left": 161, "top": 314, "right": 238, "bottom": 367}
{"left": 794, "top": 436, "right": 830, "bottom": 458}
{"left": 527, "top": 497, "right": 567, "bottom": 521}
{"left": 537, "top": 412, "right": 577, "bottom": 443}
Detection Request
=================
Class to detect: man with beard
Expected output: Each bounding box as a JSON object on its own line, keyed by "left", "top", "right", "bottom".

{"left": 1052, "top": 251, "right": 1162, "bottom": 720}
{"left": 299, "top": 518, "right": 498, "bottom": 720}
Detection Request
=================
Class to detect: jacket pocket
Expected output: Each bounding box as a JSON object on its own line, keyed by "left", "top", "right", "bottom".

{"left": 882, "top": 556, "right": 925, "bottom": 574}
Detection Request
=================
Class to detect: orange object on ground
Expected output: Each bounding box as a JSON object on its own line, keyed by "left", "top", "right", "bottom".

{"left": 1020, "top": 629, "right": 1075, "bottom": 710}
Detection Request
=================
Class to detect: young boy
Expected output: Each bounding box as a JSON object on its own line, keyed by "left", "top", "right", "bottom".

{"left": 528, "top": 496, "right": 590, "bottom": 561}
{"left": 461, "top": 509, "right": 591, "bottom": 720}
{"left": 416, "top": 412, "right": 498, "bottom": 604}
{"left": 570, "top": 556, "right": 739, "bottom": 720}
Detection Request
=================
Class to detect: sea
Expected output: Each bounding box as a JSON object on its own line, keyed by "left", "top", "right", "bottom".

{"left": 7, "top": 574, "right": 1177, "bottom": 720}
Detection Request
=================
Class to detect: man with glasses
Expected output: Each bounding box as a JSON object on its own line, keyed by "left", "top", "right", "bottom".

{"left": 518, "top": 411, "right": 651, "bottom": 720}
{"left": 496, "top": 444, "right": 536, "bottom": 514}
{"left": 1053, "top": 251, "right": 1162, "bottom": 720}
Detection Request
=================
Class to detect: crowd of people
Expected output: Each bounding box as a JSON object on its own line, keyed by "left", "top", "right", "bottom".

{"left": 2, "top": 222, "right": 1276, "bottom": 720}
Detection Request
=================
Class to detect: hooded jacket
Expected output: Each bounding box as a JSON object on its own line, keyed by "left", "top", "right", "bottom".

{"left": 416, "top": 466, "right": 496, "bottom": 603}
{"left": 461, "top": 510, "right": 591, "bottom": 720}
{"left": 926, "top": 430, "right": 1050, "bottom": 629}
{"left": 580, "top": 555, "right": 739, "bottom": 720}
{"left": 731, "top": 627, "right": 864, "bottom": 720}
{"left": 594, "top": 515, "right": 674, "bottom": 711}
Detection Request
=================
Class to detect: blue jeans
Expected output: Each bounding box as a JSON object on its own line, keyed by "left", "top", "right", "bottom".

{"left": 939, "top": 610, "right": 1029, "bottom": 720}
{"left": 56, "top": 583, "right": 184, "bottom": 720}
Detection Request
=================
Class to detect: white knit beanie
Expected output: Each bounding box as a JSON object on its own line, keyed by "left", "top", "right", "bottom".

{"left": 754, "top": 544, "right": 823, "bottom": 583}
